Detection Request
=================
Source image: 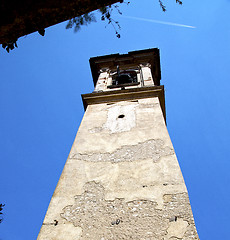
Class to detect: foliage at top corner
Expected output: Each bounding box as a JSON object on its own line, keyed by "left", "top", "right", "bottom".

{"left": 66, "top": 1, "right": 130, "bottom": 38}
{"left": 66, "top": 0, "right": 182, "bottom": 38}
{"left": 1, "top": 0, "right": 182, "bottom": 53}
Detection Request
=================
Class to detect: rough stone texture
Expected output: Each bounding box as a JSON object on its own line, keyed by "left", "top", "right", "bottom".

{"left": 60, "top": 181, "right": 198, "bottom": 240}
{"left": 37, "top": 95, "right": 199, "bottom": 239}
{"left": 70, "top": 139, "right": 173, "bottom": 163}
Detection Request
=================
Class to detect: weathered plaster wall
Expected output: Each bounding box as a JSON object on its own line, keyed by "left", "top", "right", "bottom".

{"left": 37, "top": 97, "right": 199, "bottom": 240}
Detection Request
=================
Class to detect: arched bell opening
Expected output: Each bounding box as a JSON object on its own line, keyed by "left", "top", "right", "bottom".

{"left": 108, "top": 65, "right": 139, "bottom": 89}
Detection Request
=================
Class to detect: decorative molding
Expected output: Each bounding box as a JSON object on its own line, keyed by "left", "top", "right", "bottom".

{"left": 140, "top": 63, "right": 151, "bottom": 68}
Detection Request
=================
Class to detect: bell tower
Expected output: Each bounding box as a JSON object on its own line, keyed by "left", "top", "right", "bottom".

{"left": 38, "top": 48, "right": 199, "bottom": 240}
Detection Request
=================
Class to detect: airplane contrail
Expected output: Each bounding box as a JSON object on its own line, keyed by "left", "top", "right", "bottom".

{"left": 120, "top": 15, "right": 196, "bottom": 29}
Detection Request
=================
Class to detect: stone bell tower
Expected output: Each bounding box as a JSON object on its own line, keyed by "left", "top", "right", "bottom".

{"left": 37, "top": 48, "right": 199, "bottom": 240}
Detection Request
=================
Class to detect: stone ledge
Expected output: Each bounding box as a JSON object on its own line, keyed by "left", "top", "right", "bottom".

{"left": 81, "top": 85, "right": 166, "bottom": 121}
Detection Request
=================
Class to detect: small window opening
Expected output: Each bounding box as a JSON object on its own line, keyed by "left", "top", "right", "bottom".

{"left": 118, "top": 114, "right": 125, "bottom": 119}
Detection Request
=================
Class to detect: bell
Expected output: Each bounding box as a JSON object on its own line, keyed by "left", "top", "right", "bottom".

{"left": 116, "top": 73, "right": 133, "bottom": 85}
{"left": 115, "top": 65, "right": 135, "bottom": 85}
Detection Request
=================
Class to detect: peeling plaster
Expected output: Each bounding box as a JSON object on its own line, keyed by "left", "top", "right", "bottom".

{"left": 70, "top": 139, "right": 174, "bottom": 163}
{"left": 166, "top": 218, "right": 188, "bottom": 239}
{"left": 60, "top": 182, "right": 199, "bottom": 240}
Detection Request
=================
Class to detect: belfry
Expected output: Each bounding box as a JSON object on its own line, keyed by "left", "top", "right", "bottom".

{"left": 38, "top": 48, "right": 199, "bottom": 239}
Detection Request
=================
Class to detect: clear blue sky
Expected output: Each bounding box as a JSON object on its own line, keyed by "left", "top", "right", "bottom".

{"left": 0, "top": 0, "right": 230, "bottom": 239}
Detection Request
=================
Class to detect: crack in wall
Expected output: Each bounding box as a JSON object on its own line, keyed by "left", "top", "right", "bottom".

{"left": 70, "top": 139, "right": 174, "bottom": 163}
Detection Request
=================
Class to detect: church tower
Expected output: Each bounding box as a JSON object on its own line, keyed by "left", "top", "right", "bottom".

{"left": 38, "top": 48, "right": 199, "bottom": 240}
